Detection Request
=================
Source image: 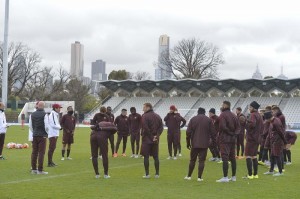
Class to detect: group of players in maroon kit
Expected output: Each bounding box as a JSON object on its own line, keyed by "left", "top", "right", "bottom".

{"left": 89, "top": 100, "right": 297, "bottom": 181}
{"left": 186, "top": 100, "right": 297, "bottom": 182}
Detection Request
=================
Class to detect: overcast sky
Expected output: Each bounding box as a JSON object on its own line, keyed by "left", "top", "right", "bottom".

{"left": 1, "top": 0, "right": 300, "bottom": 80}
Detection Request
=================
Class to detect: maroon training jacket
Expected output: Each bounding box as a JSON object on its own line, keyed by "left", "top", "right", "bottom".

{"left": 186, "top": 113, "right": 216, "bottom": 148}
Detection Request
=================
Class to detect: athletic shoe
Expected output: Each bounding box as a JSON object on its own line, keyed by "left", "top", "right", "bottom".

{"left": 273, "top": 172, "right": 283, "bottom": 177}
{"left": 179, "top": 153, "right": 182, "bottom": 157}
{"left": 98, "top": 155, "right": 102, "bottom": 159}
{"left": 238, "top": 156, "right": 245, "bottom": 159}
{"left": 130, "top": 154, "right": 135, "bottom": 158}
{"left": 113, "top": 153, "right": 118, "bottom": 158}
{"left": 264, "top": 161, "right": 271, "bottom": 166}
{"left": 258, "top": 161, "right": 265, "bottom": 166}
{"left": 142, "top": 175, "right": 151, "bottom": 179}
{"left": 197, "top": 178, "right": 204, "bottom": 182}
{"left": 104, "top": 175, "right": 111, "bottom": 179}
{"left": 67, "top": 157, "right": 72, "bottom": 160}
{"left": 90, "top": 157, "right": 92, "bottom": 160}
{"left": 154, "top": 175, "right": 160, "bottom": 179}
{"left": 122, "top": 153, "right": 126, "bottom": 157}
{"left": 216, "top": 177, "right": 229, "bottom": 183}
{"left": 264, "top": 171, "right": 274, "bottom": 175}
{"left": 229, "top": 176, "right": 237, "bottom": 182}
{"left": 184, "top": 176, "right": 191, "bottom": 180}
{"left": 31, "top": 170, "right": 38, "bottom": 174}
{"left": 167, "top": 156, "right": 172, "bottom": 160}
{"left": 0, "top": 156, "right": 6, "bottom": 160}
{"left": 47, "top": 163, "right": 55, "bottom": 167}
{"left": 134, "top": 155, "right": 139, "bottom": 158}
{"left": 247, "top": 175, "right": 254, "bottom": 179}
{"left": 95, "top": 175, "right": 100, "bottom": 179}
{"left": 173, "top": 156, "right": 177, "bottom": 160}
{"left": 61, "top": 157, "right": 65, "bottom": 161}
{"left": 209, "top": 157, "right": 216, "bottom": 161}
{"left": 217, "top": 160, "right": 223, "bottom": 164}
{"left": 37, "top": 171, "right": 48, "bottom": 175}
{"left": 235, "top": 155, "right": 239, "bottom": 159}
{"left": 286, "top": 162, "right": 292, "bottom": 165}
{"left": 242, "top": 175, "right": 254, "bottom": 180}
{"left": 253, "top": 175, "right": 259, "bottom": 179}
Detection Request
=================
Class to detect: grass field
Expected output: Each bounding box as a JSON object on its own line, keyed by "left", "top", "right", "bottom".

{"left": 0, "top": 126, "right": 299, "bottom": 199}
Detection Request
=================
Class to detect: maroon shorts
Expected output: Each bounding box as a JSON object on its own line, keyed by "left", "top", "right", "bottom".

{"left": 245, "top": 142, "right": 259, "bottom": 156}
{"left": 219, "top": 143, "right": 235, "bottom": 161}
{"left": 271, "top": 143, "right": 284, "bottom": 157}
{"left": 62, "top": 133, "right": 74, "bottom": 144}
{"left": 141, "top": 143, "right": 159, "bottom": 157}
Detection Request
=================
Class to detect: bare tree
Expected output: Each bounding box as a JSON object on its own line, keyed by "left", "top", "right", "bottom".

{"left": 21, "top": 67, "right": 54, "bottom": 100}
{"left": 0, "top": 42, "right": 42, "bottom": 96}
{"left": 64, "top": 78, "right": 92, "bottom": 113}
{"left": 133, "top": 71, "right": 151, "bottom": 80}
{"left": 159, "top": 38, "right": 224, "bottom": 79}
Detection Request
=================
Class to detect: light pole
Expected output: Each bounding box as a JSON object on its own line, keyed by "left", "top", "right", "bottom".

{"left": 2, "top": 0, "right": 9, "bottom": 106}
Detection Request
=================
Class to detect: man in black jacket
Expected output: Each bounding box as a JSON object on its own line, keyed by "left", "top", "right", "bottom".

{"left": 29, "top": 101, "right": 49, "bottom": 175}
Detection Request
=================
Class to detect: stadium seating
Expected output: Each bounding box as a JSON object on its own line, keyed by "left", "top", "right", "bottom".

{"left": 283, "top": 97, "right": 300, "bottom": 128}
{"left": 85, "top": 97, "right": 126, "bottom": 119}
{"left": 113, "top": 97, "right": 161, "bottom": 115}
{"left": 84, "top": 96, "right": 300, "bottom": 128}
{"left": 154, "top": 97, "right": 200, "bottom": 120}
{"left": 239, "top": 97, "right": 282, "bottom": 113}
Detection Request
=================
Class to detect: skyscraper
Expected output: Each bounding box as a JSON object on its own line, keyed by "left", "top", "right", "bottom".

{"left": 70, "top": 41, "right": 84, "bottom": 78}
{"left": 91, "top": 60, "right": 107, "bottom": 81}
{"left": 155, "top": 35, "right": 172, "bottom": 80}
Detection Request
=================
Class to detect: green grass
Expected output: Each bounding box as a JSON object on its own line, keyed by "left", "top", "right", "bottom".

{"left": 0, "top": 126, "right": 299, "bottom": 199}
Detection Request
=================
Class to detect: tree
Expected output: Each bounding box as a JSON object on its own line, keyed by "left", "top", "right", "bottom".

{"left": 108, "top": 69, "right": 132, "bottom": 80}
{"left": 159, "top": 38, "right": 224, "bottom": 79}
{"left": 21, "top": 67, "right": 54, "bottom": 100}
{"left": 132, "top": 71, "right": 151, "bottom": 80}
{"left": 64, "top": 78, "right": 92, "bottom": 113}
{"left": 0, "top": 42, "right": 42, "bottom": 96}
{"left": 97, "top": 87, "right": 113, "bottom": 101}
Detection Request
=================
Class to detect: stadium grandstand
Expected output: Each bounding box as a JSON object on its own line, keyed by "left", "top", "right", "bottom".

{"left": 85, "top": 78, "right": 300, "bottom": 129}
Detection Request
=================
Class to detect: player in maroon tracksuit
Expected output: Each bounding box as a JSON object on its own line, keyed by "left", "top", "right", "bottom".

{"left": 185, "top": 107, "right": 216, "bottom": 181}
{"left": 244, "top": 101, "right": 263, "bottom": 179}
{"left": 164, "top": 105, "right": 186, "bottom": 160}
{"left": 91, "top": 107, "right": 109, "bottom": 158}
{"left": 208, "top": 108, "right": 220, "bottom": 161}
{"left": 106, "top": 106, "right": 115, "bottom": 157}
{"left": 216, "top": 101, "right": 240, "bottom": 183}
{"left": 235, "top": 107, "right": 246, "bottom": 158}
{"left": 175, "top": 108, "right": 185, "bottom": 157}
{"left": 263, "top": 111, "right": 286, "bottom": 176}
{"left": 60, "top": 106, "right": 76, "bottom": 160}
{"left": 90, "top": 121, "right": 117, "bottom": 179}
{"left": 271, "top": 106, "right": 286, "bottom": 170}
{"left": 141, "top": 103, "right": 163, "bottom": 179}
{"left": 128, "top": 107, "right": 142, "bottom": 158}
{"left": 258, "top": 110, "right": 271, "bottom": 165}
{"left": 114, "top": 109, "right": 129, "bottom": 157}
{"left": 284, "top": 131, "right": 297, "bottom": 164}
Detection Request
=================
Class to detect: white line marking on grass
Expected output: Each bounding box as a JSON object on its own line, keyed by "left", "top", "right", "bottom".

{"left": 0, "top": 162, "right": 147, "bottom": 185}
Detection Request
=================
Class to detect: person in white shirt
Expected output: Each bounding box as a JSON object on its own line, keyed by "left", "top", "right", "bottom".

{"left": 47, "top": 104, "right": 62, "bottom": 167}
{"left": 0, "top": 102, "right": 9, "bottom": 160}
